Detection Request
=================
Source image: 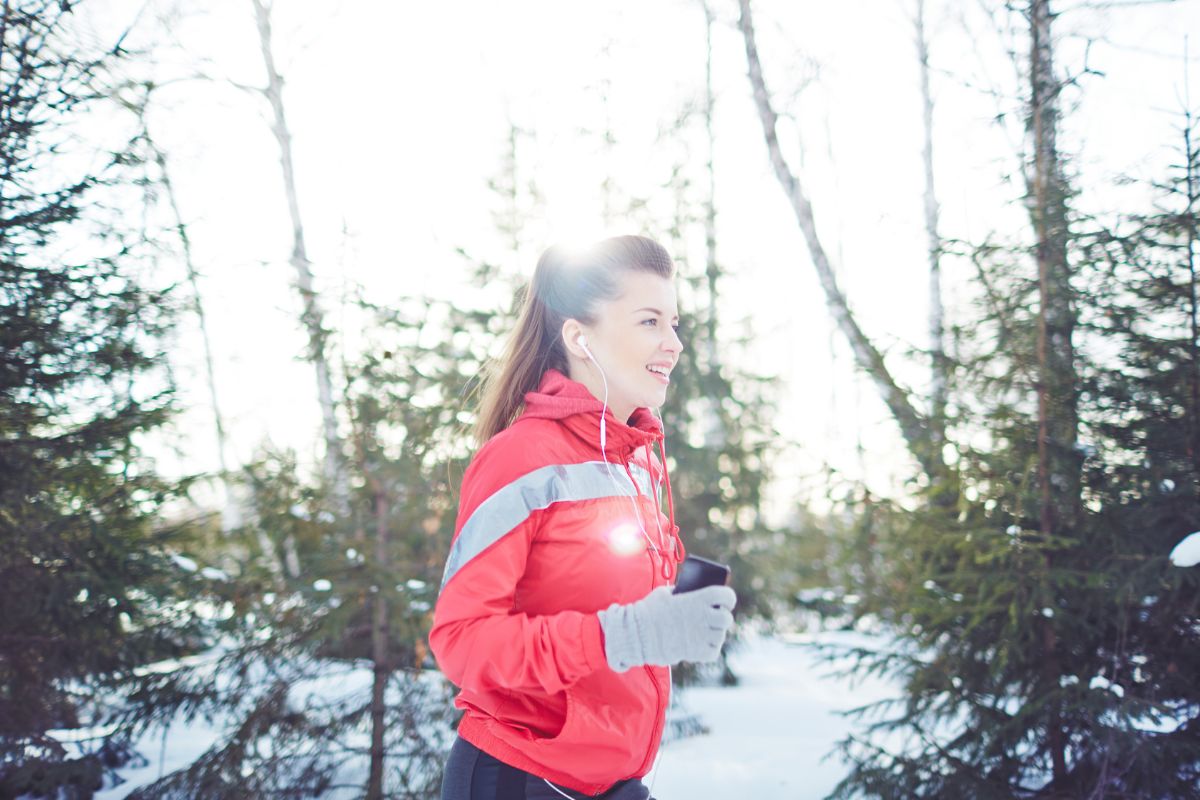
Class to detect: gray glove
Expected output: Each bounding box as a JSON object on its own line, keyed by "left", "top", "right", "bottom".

{"left": 597, "top": 585, "right": 736, "bottom": 673}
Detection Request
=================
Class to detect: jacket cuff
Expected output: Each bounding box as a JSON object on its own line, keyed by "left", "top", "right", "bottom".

{"left": 581, "top": 613, "right": 608, "bottom": 675}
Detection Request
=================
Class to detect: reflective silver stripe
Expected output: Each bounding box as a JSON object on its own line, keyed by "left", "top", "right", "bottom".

{"left": 440, "top": 460, "right": 657, "bottom": 591}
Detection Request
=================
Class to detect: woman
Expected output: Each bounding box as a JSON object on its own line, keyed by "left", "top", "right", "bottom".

{"left": 430, "top": 235, "right": 737, "bottom": 800}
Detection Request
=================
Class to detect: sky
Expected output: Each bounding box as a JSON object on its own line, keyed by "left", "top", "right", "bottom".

{"left": 78, "top": 0, "right": 1200, "bottom": 524}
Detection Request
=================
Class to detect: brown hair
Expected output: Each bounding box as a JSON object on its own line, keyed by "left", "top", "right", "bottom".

{"left": 474, "top": 235, "right": 675, "bottom": 445}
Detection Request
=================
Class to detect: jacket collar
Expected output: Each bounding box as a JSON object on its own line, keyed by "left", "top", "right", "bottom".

{"left": 520, "top": 369, "right": 663, "bottom": 458}
{"left": 521, "top": 368, "right": 685, "bottom": 577}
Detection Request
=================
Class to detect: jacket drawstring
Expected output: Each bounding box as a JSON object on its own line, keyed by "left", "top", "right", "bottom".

{"left": 619, "top": 441, "right": 683, "bottom": 582}
{"left": 654, "top": 438, "right": 685, "bottom": 568}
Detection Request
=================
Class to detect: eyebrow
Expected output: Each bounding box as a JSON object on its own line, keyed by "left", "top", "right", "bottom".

{"left": 632, "top": 307, "right": 680, "bottom": 320}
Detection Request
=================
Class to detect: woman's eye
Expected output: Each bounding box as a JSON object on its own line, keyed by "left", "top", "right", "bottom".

{"left": 642, "top": 318, "right": 657, "bottom": 326}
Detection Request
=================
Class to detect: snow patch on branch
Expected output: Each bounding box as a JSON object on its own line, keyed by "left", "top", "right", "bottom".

{"left": 1169, "top": 531, "right": 1200, "bottom": 567}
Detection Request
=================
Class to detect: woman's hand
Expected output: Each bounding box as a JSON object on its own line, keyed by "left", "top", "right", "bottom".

{"left": 597, "top": 585, "right": 736, "bottom": 673}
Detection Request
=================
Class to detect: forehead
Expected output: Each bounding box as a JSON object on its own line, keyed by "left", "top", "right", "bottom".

{"left": 607, "top": 271, "right": 678, "bottom": 316}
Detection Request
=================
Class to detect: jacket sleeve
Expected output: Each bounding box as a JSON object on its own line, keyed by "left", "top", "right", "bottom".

{"left": 428, "top": 448, "right": 608, "bottom": 695}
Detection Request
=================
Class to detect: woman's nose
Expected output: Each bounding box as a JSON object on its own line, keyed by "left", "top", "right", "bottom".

{"left": 665, "top": 326, "right": 683, "bottom": 353}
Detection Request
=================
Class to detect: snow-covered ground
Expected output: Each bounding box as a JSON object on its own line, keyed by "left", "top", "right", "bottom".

{"left": 93, "top": 629, "right": 895, "bottom": 799}
{"left": 650, "top": 630, "right": 894, "bottom": 800}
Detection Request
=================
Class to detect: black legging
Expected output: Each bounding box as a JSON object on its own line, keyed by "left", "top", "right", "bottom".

{"left": 440, "top": 736, "right": 653, "bottom": 800}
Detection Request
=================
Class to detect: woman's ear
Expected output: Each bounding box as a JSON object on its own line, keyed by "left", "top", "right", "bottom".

{"left": 561, "top": 320, "right": 588, "bottom": 359}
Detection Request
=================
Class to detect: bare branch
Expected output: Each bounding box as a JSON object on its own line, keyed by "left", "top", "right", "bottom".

{"left": 916, "top": 0, "right": 949, "bottom": 457}
{"left": 249, "top": 0, "right": 349, "bottom": 520}
{"left": 736, "top": 0, "right": 939, "bottom": 477}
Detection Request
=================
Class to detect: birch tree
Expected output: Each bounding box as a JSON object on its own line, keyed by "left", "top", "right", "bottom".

{"left": 250, "top": 0, "right": 348, "bottom": 523}
{"left": 916, "top": 0, "right": 949, "bottom": 457}
{"left": 736, "top": 0, "right": 942, "bottom": 480}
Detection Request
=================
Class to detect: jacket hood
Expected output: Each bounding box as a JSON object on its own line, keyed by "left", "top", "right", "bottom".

{"left": 520, "top": 368, "right": 663, "bottom": 457}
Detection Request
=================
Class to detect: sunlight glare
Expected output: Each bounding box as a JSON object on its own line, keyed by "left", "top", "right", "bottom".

{"left": 606, "top": 522, "right": 645, "bottom": 557}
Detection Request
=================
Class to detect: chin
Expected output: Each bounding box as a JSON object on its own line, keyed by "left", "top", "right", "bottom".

{"left": 644, "top": 391, "right": 669, "bottom": 409}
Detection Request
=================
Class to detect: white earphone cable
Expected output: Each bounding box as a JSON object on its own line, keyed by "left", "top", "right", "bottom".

{"left": 542, "top": 778, "right": 576, "bottom": 799}
{"left": 583, "top": 343, "right": 673, "bottom": 797}
{"left": 585, "top": 343, "right": 659, "bottom": 555}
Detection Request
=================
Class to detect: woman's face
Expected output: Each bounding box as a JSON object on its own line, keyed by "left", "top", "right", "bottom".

{"left": 568, "top": 270, "right": 683, "bottom": 423}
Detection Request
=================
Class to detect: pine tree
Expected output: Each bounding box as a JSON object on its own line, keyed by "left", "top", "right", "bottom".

{"left": 827, "top": 50, "right": 1200, "bottom": 800}
{"left": 0, "top": 2, "right": 205, "bottom": 796}
{"left": 123, "top": 293, "right": 478, "bottom": 799}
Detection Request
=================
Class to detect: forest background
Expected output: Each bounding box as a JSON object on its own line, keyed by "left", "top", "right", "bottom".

{"left": 3, "top": 0, "right": 1200, "bottom": 798}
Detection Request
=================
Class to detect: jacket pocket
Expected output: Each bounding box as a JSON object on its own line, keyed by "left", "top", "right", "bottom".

{"left": 536, "top": 687, "right": 581, "bottom": 744}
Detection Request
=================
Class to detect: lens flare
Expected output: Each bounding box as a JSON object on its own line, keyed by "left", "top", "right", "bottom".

{"left": 606, "top": 522, "right": 644, "bottom": 557}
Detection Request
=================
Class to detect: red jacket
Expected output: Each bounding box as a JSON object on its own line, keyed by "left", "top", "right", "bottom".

{"left": 429, "top": 369, "right": 685, "bottom": 795}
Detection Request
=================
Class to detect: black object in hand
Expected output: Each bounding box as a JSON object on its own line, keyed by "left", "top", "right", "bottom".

{"left": 673, "top": 555, "right": 731, "bottom": 594}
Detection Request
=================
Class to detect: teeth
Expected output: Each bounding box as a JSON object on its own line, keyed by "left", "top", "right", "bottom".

{"left": 647, "top": 365, "right": 668, "bottom": 376}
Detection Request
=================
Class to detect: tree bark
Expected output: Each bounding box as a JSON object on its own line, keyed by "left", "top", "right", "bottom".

{"left": 1029, "top": 0, "right": 1078, "bottom": 785}
{"left": 1183, "top": 71, "right": 1200, "bottom": 479}
{"left": 251, "top": 0, "right": 348, "bottom": 524}
{"left": 348, "top": 398, "right": 391, "bottom": 800}
{"left": 703, "top": 0, "right": 719, "bottom": 361}
{"left": 366, "top": 483, "right": 390, "bottom": 800}
{"left": 736, "top": 0, "right": 939, "bottom": 478}
{"left": 916, "top": 0, "right": 948, "bottom": 462}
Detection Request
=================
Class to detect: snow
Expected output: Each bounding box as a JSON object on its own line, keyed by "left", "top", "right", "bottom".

{"left": 95, "top": 716, "right": 226, "bottom": 798}
{"left": 80, "top": 627, "right": 1200, "bottom": 799}
{"left": 1169, "top": 531, "right": 1200, "bottom": 567}
{"left": 89, "top": 630, "right": 894, "bottom": 799}
{"left": 170, "top": 554, "right": 197, "bottom": 572}
{"left": 171, "top": 555, "right": 227, "bottom": 580}
{"left": 650, "top": 631, "right": 897, "bottom": 799}
{"left": 1088, "top": 675, "right": 1125, "bottom": 699}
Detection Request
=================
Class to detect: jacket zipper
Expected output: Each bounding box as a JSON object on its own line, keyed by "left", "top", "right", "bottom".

{"left": 624, "top": 452, "right": 669, "bottom": 779}
{"left": 638, "top": 503, "right": 667, "bottom": 777}
{"left": 637, "top": 665, "right": 667, "bottom": 776}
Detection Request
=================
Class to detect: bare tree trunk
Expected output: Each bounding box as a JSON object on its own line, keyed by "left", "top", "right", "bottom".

{"left": 597, "top": 50, "right": 618, "bottom": 229}
{"left": 485, "top": 119, "right": 539, "bottom": 285}
{"left": 916, "top": 0, "right": 948, "bottom": 459}
{"left": 251, "top": 0, "right": 348, "bottom": 525}
{"left": 1028, "top": 0, "right": 1077, "bottom": 785}
{"left": 736, "top": 0, "right": 938, "bottom": 478}
{"left": 366, "top": 483, "right": 390, "bottom": 800}
{"left": 1183, "top": 59, "right": 1200, "bottom": 478}
{"left": 345, "top": 396, "right": 391, "bottom": 800}
{"left": 157, "top": 156, "right": 229, "bottom": 477}
{"left": 702, "top": 0, "right": 719, "bottom": 361}
{"left": 117, "top": 85, "right": 283, "bottom": 573}
{"left": 163, "top": 167, "right": 253, "bottom": 530}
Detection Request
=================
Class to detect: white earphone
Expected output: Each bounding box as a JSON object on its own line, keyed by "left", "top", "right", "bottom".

{"left": 576, "top": 333, "right": 604, "bottom": 448}
{"left": 568, "top": 330, "right": 672, "bottom": 798}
